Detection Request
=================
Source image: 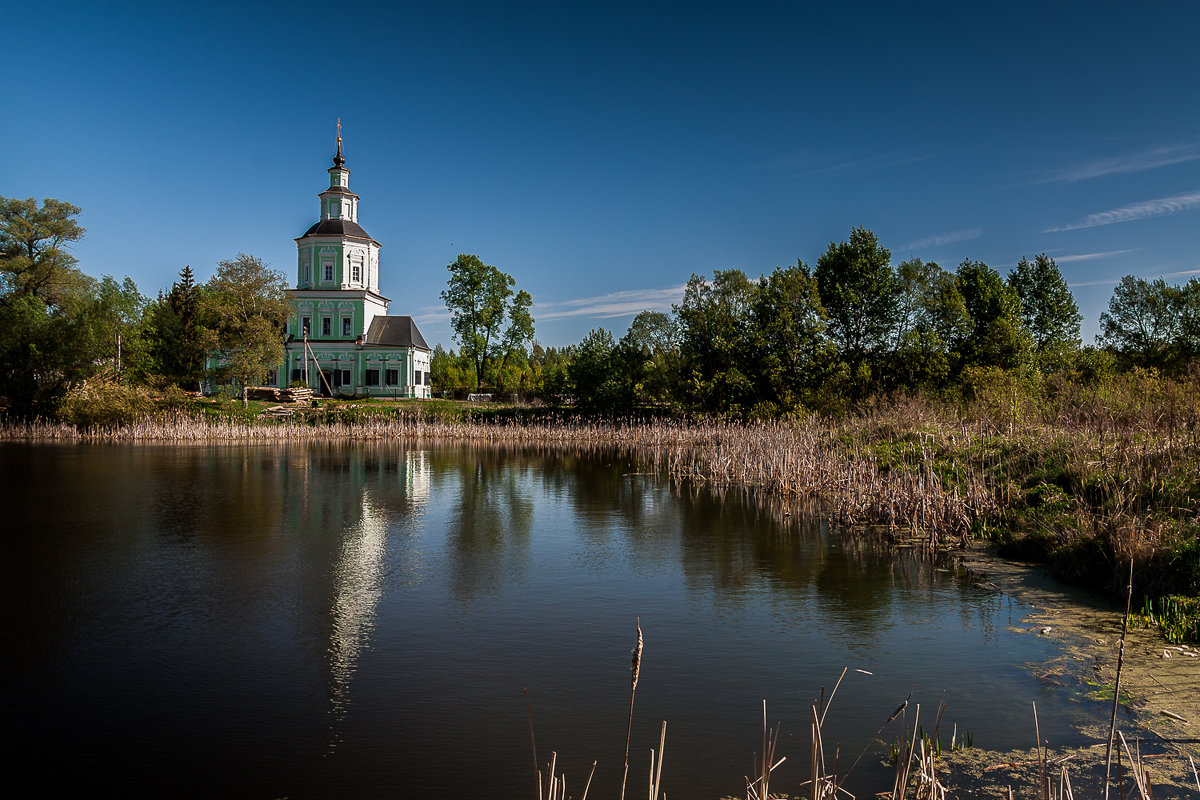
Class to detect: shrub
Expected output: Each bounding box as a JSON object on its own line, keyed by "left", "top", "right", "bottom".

{"left": 961, "top": 366, "right": 1041, "bottom": 431}
{"left": 57, "top": 377, "right": 153, "bottom": 428}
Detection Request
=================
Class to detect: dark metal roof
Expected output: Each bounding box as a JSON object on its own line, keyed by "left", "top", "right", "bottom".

{"left": 364, "top": 316, "right": 430, "bottom": 350}
{"left": 319, "top": 186, "right": 358, "bottom": 197}
{"left": 299, "top": 219, "right": 378, "bottom": 242}
{"left": 333, "top": 133, "right": 346, "bottom": 168}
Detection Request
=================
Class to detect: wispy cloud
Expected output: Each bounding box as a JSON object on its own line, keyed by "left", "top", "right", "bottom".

{"left": 1045, "top": 143, "right": 1200, "bottom": 183}
{"left": 897, "top": 228, "right": 982, "bottom": 252}
{"left": 1054, "top": 248, "right": 1138, "bottom": 263}
{"left": 1069, "top": 267, "right": 1200, "bottom": 288}
{"left": 535, "top": 285, "right": 686, "bottom": 321}
{"left": 411, "top": 305, "right": 450, "bottom": 328}
{"left": 1045, "top": 190, "right": 1200, "bottom": 232}
{"left": 413, "top": 311, "right": 448, "bottom": 326}
{"left": 407, "top": 288, "right": 686, "bottom": 331}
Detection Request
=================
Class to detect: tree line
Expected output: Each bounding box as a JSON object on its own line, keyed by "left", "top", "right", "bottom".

{"left": 5, "top": 195, "right": 1199, "bottom": 421}
{"left": 435, "top": 225, "right": 1200, "bottom": 416}
{"left": 0, "top": 196, "right": 288, "bottom": 419}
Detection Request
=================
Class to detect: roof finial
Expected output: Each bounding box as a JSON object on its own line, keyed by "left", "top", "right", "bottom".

{"left": 333, "top": 118, "right": 346, "bottom": 167}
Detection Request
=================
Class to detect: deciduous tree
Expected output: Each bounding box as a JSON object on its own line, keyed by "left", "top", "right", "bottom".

{"left": 885, "top": 259, "right": 963, "bottom": 390}
{"left": 441, "top": 254, "right": 535, "bottom": 393}
{"left": 955, "top": 259, "right": 1031, "bottom": 374}
{"left": 496, "top": 289, "right": 534, "bottom": 382}
{"left": 617, "top": 310, "right": 680, "bottom": 407}
{"left": 0, "top": 196, "right": 98, "bottom": 417}
{"left": 750, "top": 261, "right": 832, "bottom": 413}
{"left": 569, "top": 327, "right": 622, "bottom": 410}
{"left": 0, "top": 196, "right": 87, "bottom": 308}
{"left": 201, "top": 254, "right": 289, "bottom": 405}
{"left": 1009, "top": 253, "right": 1081, "bottom": 369}
{"left": 1098, "top": 276, "right": 1183, "bottom": 370}
{"left": 675, "top": 269, "right": 756, "bottom": 415}
{"left": 814, "top": 226, "right": 896, "bottom": 386}
{"left": 88, "top": 276, "right": 148, "bottom": 377}
{"left": 430, "top": 344, "right": 476, "bottom": 398}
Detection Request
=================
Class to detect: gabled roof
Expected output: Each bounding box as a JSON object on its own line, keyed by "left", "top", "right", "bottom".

{"left": 364, "top": 316, "right": 430, "bottom": 351}
{"left": 298, "top": 219, "right": 378, "bottom": 243}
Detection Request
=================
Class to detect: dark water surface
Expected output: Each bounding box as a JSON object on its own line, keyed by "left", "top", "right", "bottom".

{"left": 1, "top": 442, "right": 1109, "bottom": 798}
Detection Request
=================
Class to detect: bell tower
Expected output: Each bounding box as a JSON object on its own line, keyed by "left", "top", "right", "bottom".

{"left": 289, "top": 122, "right": 388, "bottom": 340}
{"left": 318, "top": 121, "right": 360, "bottom": 225}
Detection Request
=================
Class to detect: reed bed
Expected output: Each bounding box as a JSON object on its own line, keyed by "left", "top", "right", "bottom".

{"left": 5, "top": 389, "right": 1199, "bottom": 601}
{"left": 0, "top": 412, "right": 988, "bottom": 532}
{"left": 0, "top": 411, "right": 991, "bottom": 553}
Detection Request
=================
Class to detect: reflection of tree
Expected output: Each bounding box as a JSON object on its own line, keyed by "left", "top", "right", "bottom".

{"left": 674, "top": 487, "right": 779, "bottom": 595}
{"left": 812, "top": 533, "right": 898, "bottom": 637}
{"left": 552, "top": 449, "right": 672, "bottom": 547}
{"left": 671, "top": 486, "right": 837, "bottom": 600}
{"left": 442, "top": 447, "right": 535, "bottom": 601}
{"left": 667, "top": 484, "right": 970, "bottom": 644}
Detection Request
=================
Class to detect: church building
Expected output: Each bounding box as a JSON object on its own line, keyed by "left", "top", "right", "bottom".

{"left": 274, "top": 129, "right": 431, "bottom": 398}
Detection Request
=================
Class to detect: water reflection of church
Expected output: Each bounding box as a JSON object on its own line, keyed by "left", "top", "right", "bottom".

{"left": 275, "top": 446, "right": 431, "bottom": 745}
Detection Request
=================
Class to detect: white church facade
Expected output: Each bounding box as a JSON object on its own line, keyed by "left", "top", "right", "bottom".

{"left": 273, "top": 129, "right": 431, "bottom": 398}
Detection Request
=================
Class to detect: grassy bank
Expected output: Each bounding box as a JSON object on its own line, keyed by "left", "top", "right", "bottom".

{"left": 4, "top": 378, "right": 1198, "bottom": 636}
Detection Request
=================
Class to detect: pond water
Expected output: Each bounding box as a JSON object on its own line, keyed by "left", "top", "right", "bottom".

{"left": 0, "top": 442, "right": 1114, "bottom": 798}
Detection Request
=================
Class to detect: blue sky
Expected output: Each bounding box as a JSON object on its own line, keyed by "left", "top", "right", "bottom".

{"left": 5, "top": 1, "right": 1199, "bottom": 347}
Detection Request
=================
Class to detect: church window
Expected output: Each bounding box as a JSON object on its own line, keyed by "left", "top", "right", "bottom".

{"left": 342, "top": 317, "right": 352, "bottom": 337}
{"left": 321, "top": 317, "right": 331, "bottom": 337}
{"left": 266, "top": 369, "right": 278, "bottom": 386}
{"left": 323, "top": 263, "right": 334, "bottom": 282}
{"left": 365, "top": 369, "right": 380, "bottom": 386}
{"left": 352, "top": 263, "right": 361, "bottom": 283}
{"left": 385, "top": 369, "right": 399, "bottom": 386}
{"left": 301, "top": 316, "right": 311, "bottom": 336}
{"left": 301, "top": 265, "right": 310, "bottom": 284}
{"left": 339, "top": 369, "right": 351, "bottom": 386}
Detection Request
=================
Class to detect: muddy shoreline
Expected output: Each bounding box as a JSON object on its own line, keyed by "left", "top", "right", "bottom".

{"left": 941, "top": 546, "right": 1200, "bottom": 796}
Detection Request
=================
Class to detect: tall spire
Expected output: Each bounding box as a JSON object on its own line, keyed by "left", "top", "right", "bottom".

{"left": 333, "top": 118, "right": 346, "bottom": 168}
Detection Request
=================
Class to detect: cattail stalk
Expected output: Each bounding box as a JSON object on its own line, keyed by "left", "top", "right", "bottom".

{"left": 620, "top": 617, "right": 643, "bottom": 800}
{"left": 1104, "top": 561, "right": 1135, "bottom": 799}
{"left": 524, "top": 688, "right": 539, "bottom": 799}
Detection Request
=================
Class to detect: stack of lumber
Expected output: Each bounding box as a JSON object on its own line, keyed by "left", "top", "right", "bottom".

{"left": 247, "top": 386, "right": 315, "bottom": 403}
{"left": 259, "top": 405, "right": 295, "bottom": 418}
{"left": 279, "top": 387, "right": 314, "bottom": 402}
